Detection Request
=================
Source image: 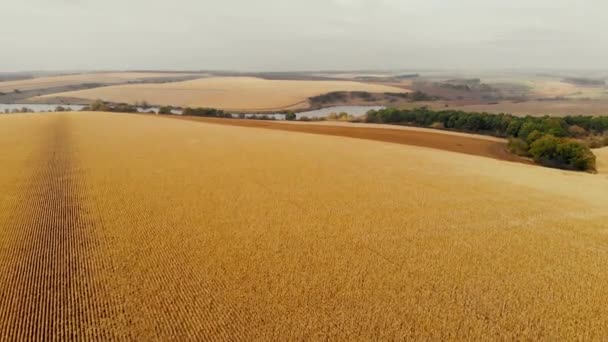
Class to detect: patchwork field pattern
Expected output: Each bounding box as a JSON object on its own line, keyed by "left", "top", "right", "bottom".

{"left": 0, "top": 112, "right": 607, "bottom": 339}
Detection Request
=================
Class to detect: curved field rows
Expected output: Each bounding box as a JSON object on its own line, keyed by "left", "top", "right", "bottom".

{"left": 0, "top": 115, "right": 122, "bottom": 339}
{"left": 0, "top": 112, "right": 607, "bottom": 339}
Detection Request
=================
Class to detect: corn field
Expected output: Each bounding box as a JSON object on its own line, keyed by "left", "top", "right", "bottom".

{"left": 0, "top": 112, "right": 607, "bottom": 340}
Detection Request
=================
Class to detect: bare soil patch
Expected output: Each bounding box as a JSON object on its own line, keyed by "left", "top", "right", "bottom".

{"left": 169, "top": 115, "right": 526, "bottom": 163}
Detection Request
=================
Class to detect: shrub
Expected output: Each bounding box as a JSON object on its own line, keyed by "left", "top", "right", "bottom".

{"left": 526, "top": 130, "right": 544, "bottom": 144}
{"left": 529, "top": 135, "right": 596, "bottom": 171}
{"left": 568, "top": 125, "right": 587, "bottom": 137}
{"left": 158, "top": 106, "right": 172, "bottom": 115}
{"left": 529, "top": 135, "right": 560, "bottom": 162}
{"left": 87, "top": 100, "right": 138, "bottom": 113}
{"left": 112, "top": 103, "right": 138, "bottom": 113}
{"left": 556, "top": 140, "right": 596, "bottom": 171}
{"left": 182, "top": 107, "right": 226, "bottom": 117}
{"left": 285, "top": 111, "right": 296, "bottom": 121}
{"left": 327, "top": 112, "right": 353, "bottom": 121}
{"left": 90, "top": 100, "right": 108, "bottom": 111}
{"left": 508, "top": 138, "right": 530, "bottom": 157}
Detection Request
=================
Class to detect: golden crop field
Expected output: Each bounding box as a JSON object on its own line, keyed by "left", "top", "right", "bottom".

{"left": 0, "top": 72, "right": 197, "bottom": 93}
{"left": 34, "top": 77, "right": 409, "bottom": 110}
{"left": 0, "top": 112, "right": 607, "bottom": 340}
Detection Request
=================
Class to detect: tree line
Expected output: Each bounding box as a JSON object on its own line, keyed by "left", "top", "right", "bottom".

{"left": 365, "top": 108, "right": 605, "bottom": 172}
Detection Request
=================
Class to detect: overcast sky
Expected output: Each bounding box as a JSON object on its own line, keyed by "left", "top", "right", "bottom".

{"left": 1, "top": 0, "right": 606, "bottom": 72}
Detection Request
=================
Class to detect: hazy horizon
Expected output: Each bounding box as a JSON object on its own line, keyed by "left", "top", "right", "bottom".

{"left": 1, "top": 0, "right": 607, "bottom": 72}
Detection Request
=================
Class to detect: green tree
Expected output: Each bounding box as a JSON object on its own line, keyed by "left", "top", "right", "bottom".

{"left": 526, "top": 130, "right": 544, "bottom": 144}
{"left": 530, "top": 135, "right": 595, "bottom": 171}
{"left": 285, "top": 111, "right": 296, "bottom": 121}
{"left": 529, "top": 135, "right": 560, "bottom": 162}
{"left": 158, "top": 106, "right": 172, "bottom": 115}
{"left": 556, "top": 140, "right": 596, "bottom": 171}
{"left": 90, "top": 100, "right": 107, "bottom": 111}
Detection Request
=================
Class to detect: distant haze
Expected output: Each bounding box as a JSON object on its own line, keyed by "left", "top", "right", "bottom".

{"left": 1, "top": 0, "right": 607, "bottom": 72}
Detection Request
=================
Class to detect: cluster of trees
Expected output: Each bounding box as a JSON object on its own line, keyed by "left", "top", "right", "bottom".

{"left": 2, "top": 107, "right": 33, "bottom": 114}
{"left": 182, "top": 107, "right": 232, "bottom": 118}
{"left": 134, "top": 100, "right": 150, "bottom": 109}
{"left": 54, "top": 106, "right": 73, "bottom": 112}
{"left": 310, "top": 90, "right": 435, "bottom": 106}
{"left": 86, "top": 100, "right": 139, "bottom": 113}
{"left": 249, "top": 114, "right": 277, "bottom": 121}
{"left": 182, "top": 107, "right": 289, "bottom": 120}
{"left": 285, "top": 111, "right": 296, "bottom": 121}
{"left": 383, "top": 91, "right": 435, "bottom": 101}
{"left": 158, "top": 106, "right": 174, "bottom": 115}
{"left": 366, "top": 108, "right": 603, "bottom": 171}
{"left": 563, "top": 77, "right": 605, "bottom": 86}
{"left": 309, "top": 92, "right": 349, "bottom": 105}
{"left": 525, "top": 135, "right": 596, "bottom": 171}
{"left": 298, "top": 116, "right": 325, "bottom": 122}
{"left": 327, "top": 112, "right": 354, "bottom": 121}
{"left": 366, "top": 108, "right": 608, "bottom": 138}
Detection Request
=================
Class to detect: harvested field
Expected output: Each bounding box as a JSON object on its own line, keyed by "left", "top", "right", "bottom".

{"left": 0, "top": 112, "right": 608, "bottom": 339}
{"left": 0, "top": 72, "right": 197, "bottom": 93}
{"left": 169, "top": 115, "right": 524, "bottom": 163}
{"left": 33, "top": 77, "right": 408, "bottom": 110}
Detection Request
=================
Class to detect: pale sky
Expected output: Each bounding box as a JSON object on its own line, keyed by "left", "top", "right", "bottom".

{"left": 1, "top": 0, "right": 606, "bottom": 71}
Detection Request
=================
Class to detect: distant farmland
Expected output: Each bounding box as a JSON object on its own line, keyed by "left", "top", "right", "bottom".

{"left": 0, "top": 72, "right": 198, "bottom": 93}
{"left": 33, "top": 77, "right": 409, "bottom": 111}
{"left": 398, "top": 99, "right": 608, "bottom": 117}
{"left": 0, "top": 112, "right": 607, "bottom": 339}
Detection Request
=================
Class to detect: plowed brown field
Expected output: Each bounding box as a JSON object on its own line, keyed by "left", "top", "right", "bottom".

{"left": 0, "top": 112, "right": 607, "bottom": 340}
{"left": 169, "top": 116, "right": 526, "bottom": 163}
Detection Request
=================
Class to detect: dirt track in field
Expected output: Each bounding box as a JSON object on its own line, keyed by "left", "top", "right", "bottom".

{"left": 169, "top": 116, "right": 529, "bottom": 164}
